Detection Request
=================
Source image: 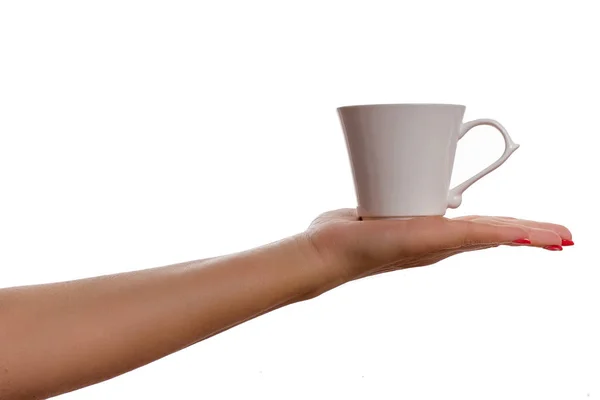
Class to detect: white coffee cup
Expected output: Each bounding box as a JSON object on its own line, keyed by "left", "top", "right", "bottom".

{"left": 337, "top": 104, "right": 519, "bottom": 219}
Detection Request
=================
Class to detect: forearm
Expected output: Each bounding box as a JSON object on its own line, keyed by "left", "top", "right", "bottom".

{"left": 0, "top": 234, "right": 338, "bottom": 399}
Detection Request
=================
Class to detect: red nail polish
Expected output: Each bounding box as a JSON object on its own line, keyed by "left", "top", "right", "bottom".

{"left": 561, "top": 239, "right": 574, "bottom": 246}
{"left": 543, "top": 245, "right": 563, "bottom": 251}
{"left": 513, "top": 238, "right": 531, "bottom": 244}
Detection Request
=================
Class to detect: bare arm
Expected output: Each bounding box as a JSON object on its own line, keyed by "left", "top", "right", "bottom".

{"left": 0, "top": 234, "right": 334, "bottom": 399}
{"left": 0, "top": 210, "right": 571, "bottom": 399}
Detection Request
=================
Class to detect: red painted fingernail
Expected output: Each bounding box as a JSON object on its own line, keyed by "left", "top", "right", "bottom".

{"left": 543, "top": 245, "right": 563, "bottom": 251}
{"left": 561, "top": 239, "right": 574, "bottom": 246}
{"left": 513, "top": 238, "right": 531, "bottom": 244}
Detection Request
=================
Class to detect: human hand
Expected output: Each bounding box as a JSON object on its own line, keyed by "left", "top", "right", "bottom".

{"left": 304, "top": 209, "right": 573, "bottom": 292}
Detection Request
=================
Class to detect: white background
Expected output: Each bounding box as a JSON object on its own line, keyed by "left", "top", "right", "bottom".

{"left": 1, "top": 1, "right": 598, "bottom": 399}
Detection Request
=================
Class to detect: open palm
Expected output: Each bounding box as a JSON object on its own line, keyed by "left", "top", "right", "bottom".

{"left": 305, "top": 209, "right": 573, "bottom": 284}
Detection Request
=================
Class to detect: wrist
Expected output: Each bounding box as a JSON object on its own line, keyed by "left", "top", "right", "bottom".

{"left": 291, "top": 232, "right": 349, "bottom": 300}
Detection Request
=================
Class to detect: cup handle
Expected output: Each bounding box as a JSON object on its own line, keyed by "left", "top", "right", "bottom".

{"left": 447, "top": 119, "right": 520, "bottom": 209}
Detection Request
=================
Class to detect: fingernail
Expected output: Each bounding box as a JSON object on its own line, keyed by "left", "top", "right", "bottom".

{"left": 513, "top": 238, "right": 531, "bottom": 244}
{"left": 543, "top": 245, "right": 563, "bottom": 251}
{"left": 561, "top": 239, "right": 574, "bottom": 246}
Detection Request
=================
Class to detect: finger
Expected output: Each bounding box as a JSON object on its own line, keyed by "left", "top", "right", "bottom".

{"left": 487, "top": 216, "right": 572, "bottom": 240}
{"left": 527, "top": 227, "right": 563, "bottom": 247}
{"left": 401, "top": 218, "right": 529, "bottom": 253}
{"left": 456, "top": 215, "right": 572, "bottom": 240}
{"left": 468, "top": 218, "right": 564, "bottom": 247}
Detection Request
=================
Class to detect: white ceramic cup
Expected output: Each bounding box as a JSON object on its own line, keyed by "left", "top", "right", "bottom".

{"left": 337, "top": 104, "right": 519, "bottom": 219}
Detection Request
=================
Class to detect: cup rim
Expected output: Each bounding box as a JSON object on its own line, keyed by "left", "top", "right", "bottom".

{"left": 337, "top": 103, "right": 466, "bottom": 111}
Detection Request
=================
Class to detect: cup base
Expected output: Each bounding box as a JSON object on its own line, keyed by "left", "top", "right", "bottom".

{"left": 360, "top": 216, "right": 417, "bottom": 221}
{"left": 359, "top": 213, "right": 445, "bottom": 221}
